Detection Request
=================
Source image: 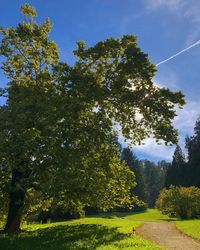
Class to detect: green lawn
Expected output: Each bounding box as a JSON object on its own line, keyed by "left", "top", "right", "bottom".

{"left": 176, "top": 220, "right": 200, "bottom": 241}
{"left": 1, "top": 209, "right": 200, "bottom": 249}
{"left": 97, "top": 208, "right": 174, "bottom": 222}
{"left": 0, "top": 213, "right": 161, "bottom": 250}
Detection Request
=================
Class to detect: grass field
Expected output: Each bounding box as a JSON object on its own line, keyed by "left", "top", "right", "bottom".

{"left": 176, "top": 220, "right": 200, "bottom": 241}
{"left": 1, "top": 209, "right": 200, "bottom": 249}
{"left": 97, "top": 208, "right": 173, "bottom": 222}
{"left": 0, "top": 211, "right": 161, "bottom": 250}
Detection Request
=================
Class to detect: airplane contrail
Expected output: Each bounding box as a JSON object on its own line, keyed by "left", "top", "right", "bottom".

{"left": 156, "top": 39, "right": 200, "bottom": 66}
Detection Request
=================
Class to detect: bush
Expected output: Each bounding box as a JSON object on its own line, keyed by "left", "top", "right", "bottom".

{"left": 156, "top": 186, "right": 200, "bottom": 219}
{"left": 37, "top": 209, "right": 85, "bottom": 223}
{"left": 28, "top": 205, "right": 85, "bottom": 224}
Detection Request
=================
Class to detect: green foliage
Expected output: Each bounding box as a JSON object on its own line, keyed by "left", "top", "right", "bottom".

{"left": 0, "top": 4, "right": 61, "bottom": 229}
{"left": 156, "top": 186, "right": 200, "bottom": 219}
{"left": 73, "top": 35, "right": 185, "bottom": 145}
{"left": 165, "top": 145, "right": 188, "bottom": 187}
{"left": 142, "top": 160, "right": 167, "bottom": 207}
{"left": 0, "top": 159, "right": 9, "bottom": 222}
{"left": 164, "top": 118, "right": 200, "bottom": 188}
{"left": 121, "top": 148, "right": 148, "bottom": 210}
{"left": 20, "top": 4, "right": 37, "bottom": 18}
{"left": 0, "top": 3, "right": 185, "bottom": 231}
{"left": 186, "top": 118, "right": 200, "bottom": 187}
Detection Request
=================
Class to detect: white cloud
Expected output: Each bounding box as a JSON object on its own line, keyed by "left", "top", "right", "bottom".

{"left": 133, "top": 138, "right": 175, "bottom": 161}
{"left": 185, "top": 28, "right": 200, "bottom": 46}
{"left": 153, "top": 72, "right": 180, "bottom": 91}
{"left": 118, "top": 134, "right": 175, "bottom": 161}
{"left": 153, "top": 74, "right": 199, "bottom": 135}
{"left": 174, "top": 100, "right": 200, "bottom": 134}
{"left": 145, "top": 0, "right": 199, "bottom": 22}
{"left": 131, "top": 100, "right": 200, "bottom": 161}
{"left": 145, "top": 0, "right": 200, "bottom": 45}
{"left": 146, "top": 0, "right": 185, "bottom": 11}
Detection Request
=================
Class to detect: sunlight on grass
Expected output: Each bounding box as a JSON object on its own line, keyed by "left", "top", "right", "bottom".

{"left": 1, "top": 208, "right": 200, "bottom": 249}
{"left": 125, "top": 209, "right": 177, "bottom": 222}
{"left": 176, "top": 220, "right": 200, "bottom": 241}
{"left": 96, "top": 209, "right": 174, "bottom": 222}
{"left": 0, "top": 213, "right": 161, "bottom": 250}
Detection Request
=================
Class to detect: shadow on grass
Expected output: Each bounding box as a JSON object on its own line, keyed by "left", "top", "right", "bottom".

{"left": 91, "top": 210, "right": 145, "bottom": 219}
{"left": 160, "top": 218, "right": 179, "bottom": 222}
{"left": 92, "top": 210, "right": 179, "bottom": 222}
{"left": 0, "top": 224, "right": 125, "bottom": 250}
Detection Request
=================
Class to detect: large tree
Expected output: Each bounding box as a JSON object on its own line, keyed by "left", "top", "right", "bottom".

{"left": 0, "top": 4, "right": 60, "bottom": 232}
{"left": 0, "top": 4, "right": 185, "bottom": 232}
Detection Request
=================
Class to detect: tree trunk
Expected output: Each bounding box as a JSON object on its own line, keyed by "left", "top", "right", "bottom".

{"left": 4, "top": 170, "right": 26, "bottom": 233}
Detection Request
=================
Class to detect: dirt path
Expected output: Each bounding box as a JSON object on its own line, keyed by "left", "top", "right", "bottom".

{"left": 136, "top": 222, "right": 200, "bottom": 250}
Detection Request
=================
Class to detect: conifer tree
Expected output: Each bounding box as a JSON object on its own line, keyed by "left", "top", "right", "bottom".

{"left": 186, "top": 118, "right": 200, "bottom": 186}
{"left": 165, "top": 145, "right": 188, "bottom": 187}
{"left": 121, "top": 148, "right": 148, "bottom": 209}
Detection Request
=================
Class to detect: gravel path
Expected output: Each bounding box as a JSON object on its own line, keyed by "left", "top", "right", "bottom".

{"left": 136, "top": 222, "right": 200, "bottom": 250}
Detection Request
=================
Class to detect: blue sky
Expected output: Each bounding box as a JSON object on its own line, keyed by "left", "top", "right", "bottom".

{"left": 0, "top": 0, "right": 200, "bottom": 162}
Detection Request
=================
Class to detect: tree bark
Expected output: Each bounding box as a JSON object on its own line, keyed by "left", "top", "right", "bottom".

{"left": 4, "top": 170, "right": 25, "bottom": 233}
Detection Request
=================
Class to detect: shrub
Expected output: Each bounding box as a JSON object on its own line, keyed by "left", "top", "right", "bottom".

{"left": 156, "top": 186, "right": 200, "bottom": 219}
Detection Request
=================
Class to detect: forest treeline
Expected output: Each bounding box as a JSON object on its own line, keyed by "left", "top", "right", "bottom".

{"left": 29, "top": 116, "right": 200, "bottom": 222}
{"left": 122, "top": 117, "right": 200, "bottom": 216}
{"left": 23, "top": 118, "right": 200, "bottom": 222}
{"left": 120, "top": 148, "right": 168, "bottom": 210}
{"left": 165, "top": 118, "right": 200, "bottom": 188}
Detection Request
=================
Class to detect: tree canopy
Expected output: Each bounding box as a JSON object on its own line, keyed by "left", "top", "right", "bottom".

{"left": 0, "top": 4, "right": 185, "bottom": 232}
